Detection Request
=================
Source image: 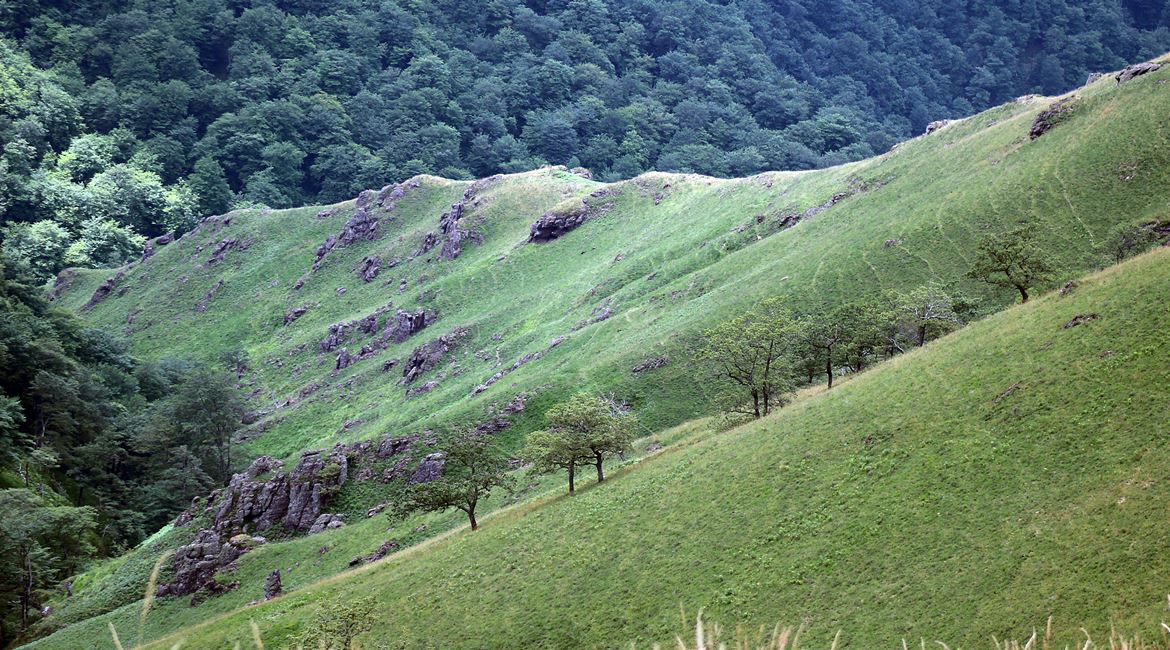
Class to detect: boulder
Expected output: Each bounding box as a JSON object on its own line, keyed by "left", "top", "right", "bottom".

{"left": 308, "top": 513, "right": 345, "bottom": 534}
{"left": 925, "top": 120, "right": 951, "bottom": 135}
{"left": 411, "top": 453, "right": 445, "bottom": 483}
{"left": 283, "top": 306, "right": 309, "bottom": 326}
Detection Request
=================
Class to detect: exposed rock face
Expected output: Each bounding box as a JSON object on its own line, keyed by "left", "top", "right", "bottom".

{"left": 320, "top": 303, "right": 394, "bottom": 352}
{"left": 1116, "top": 62, "right": 1161, "bottom": 84}
{"left": 264, "top": 570, "right": 281, "bottom": 600}
{"left": 356, "top": 255, "right": 380, "bottom": 282}
{"left": 82, "top": 270, "right": 125, "bottom": 311}
{"left": 569, "top": 166, "right": 593, "bottom": 180}
{"left": 156, "top": 529, "right": 246, "bottom": 600}
{"left": 528, "top": 187, "right": 620, "bottom": 243}
{"left": 403, "top": 329, "right": 465, "bottom": 384}
{"left": 438, "top": 202, "right": 466, "bottom": 260}
{"left": 1030, "top": 96, "right": 1078, "bottom": 140}
{"left": 384, "top": 309, "right": 430, "bottom": 343}
{"left": 406, "top": 380, "right": 439, "bottom": 398}
{"left": 335, "top": 348, "right": 353, "bottom": 371}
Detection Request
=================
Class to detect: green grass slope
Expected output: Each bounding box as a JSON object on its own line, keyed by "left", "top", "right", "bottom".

{"left": 35, "top": 241, "right": 1170, "bottom": 649}
{"left": 52, "top": 63, "right": 1170, "bottom": 465}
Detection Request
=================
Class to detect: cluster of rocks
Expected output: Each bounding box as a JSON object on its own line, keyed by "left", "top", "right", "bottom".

{"left": 528, "top": 187, "right": 621, "bottom": 243}
{"left": 283, "top": 305, "right": 310, "bottom": 326}
{"left": 207, "top": 236, "right": 252, "bottom": 267}
{"left": 1116, "top": 61, "right": 1162, "bottom": 85}
{"left": 1029, "top": 95, "right": 1078, "bottom": 140}
{"left": 924, "top": 119, "right": 952, "bottom": 135}
{"left": 305, "top": 179, "right": 421, "bottom": 279}
{"left": 82, "top": 270, "right": 125, "bottom": 311}
{"left": 356, "top": 255, "right": 381, "bottom": 282}
{"left": 163, "top": 432, "right": 436, "bottom": 599}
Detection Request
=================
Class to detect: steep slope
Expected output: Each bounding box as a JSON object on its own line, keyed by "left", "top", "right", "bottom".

{"left": 52, "top": 62, "right": 1170, "bottom": 463}
{"left": 32, "top": 61, "right": 1170, "bottom": 645}
{"left": 36, "top": 234, "right": 1170, "bottom": 649}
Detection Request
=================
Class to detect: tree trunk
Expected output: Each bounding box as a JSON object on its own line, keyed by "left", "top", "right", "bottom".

{"left": 568, "top": 463, "right": 575, "bottom": 494}
{"left": 595, "top": 454, "right": 605, "bottom": 483}
{"left": 751, "top": 390, "right": 761, "bottom": 418}
{"left": 1017, "top": 284, "right": 1029, "bottom": 303}
{"left": 917, "top": 324, "right": 927, "bottom": 346}
{"left": 825, "top": 349, "right": 834, "bottom": 389}
{"left": 468, "top": 509, "right": 478, "bottom": 531}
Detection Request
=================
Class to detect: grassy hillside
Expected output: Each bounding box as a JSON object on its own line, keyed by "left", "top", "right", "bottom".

{"left": 31, "top": 62, "right": 1170, "bottom": 647}
{"left": 53, "top": 62, "right": 1170, "bottom": 464}
{"left": 34, "top": 236, "right": 1170, "bottom": 650}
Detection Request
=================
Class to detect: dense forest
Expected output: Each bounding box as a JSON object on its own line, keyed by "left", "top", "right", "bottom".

{"left": 1, "top": 0, "right": 1168, "bottom": 282}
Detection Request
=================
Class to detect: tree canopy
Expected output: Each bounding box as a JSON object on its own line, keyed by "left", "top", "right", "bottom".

{"left": 2, "top": 1, "right": 1169, "bottom": 279}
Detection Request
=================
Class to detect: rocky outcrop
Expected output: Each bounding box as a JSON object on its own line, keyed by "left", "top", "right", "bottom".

{"left": 319, "top": 303, "right": 394, "bottom": 352}
{"left": 335, "top": 348, "right": 353, "bottom": 371}
{"left": 403, "top": 329, "right": 465, "bottom": 384}
{"left": 349, "top": 540, "right": 398, "bottom": 567}
{"left": 435, "top": 175, "right": 499, "bottom": 260}
{"left": 1030, "top": 96, "right": 1078, "bottom": 140}
{"left": 925, "top": 120, "right": 951, "bottom": 135}
{"left": 1116, "top": 62, "right": 1161, "bottom": 84}
{"left": 140, "top": 231, "right": 174, "bottom": 261}
{"left": 356, "top": 255, "right": 380, "bottom": 282}
{"left": 632, "top": 356, "right": 669, "bottom": 373}
{"left": 82, "top": 270, "right": 125, "bottom": 311}
{"left": 283, "top": 306, "right": 309, "bottom": 326}
{"left": 569, "top": 167, "right": 593, "bottom": 180}
{"left": 384, "top": 309, "right": 431, "bottom": 344}
{"left": 207, "top": 237, "right": 239, "bottom": 266}
{"left": 528, "top": 188, "right": 621, "bottom": 243}
{"left": 264, "top": 569, "right": 281, "bottom": 600}
{"left": 156, "top": 529, "right": 255, "bottom": 601}
{"left": 338, "top": 208, "right": 379, "bottom": 246}
{"left": 411, "top": 453, "right": 445, "bottom": 483}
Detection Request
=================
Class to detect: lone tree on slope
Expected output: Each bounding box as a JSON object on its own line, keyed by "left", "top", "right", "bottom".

{"left": 390, "top": 428, "right": 512, "bottom": 531}
{"left": 967, "top": 224, "right": 1055, "bottom": 303}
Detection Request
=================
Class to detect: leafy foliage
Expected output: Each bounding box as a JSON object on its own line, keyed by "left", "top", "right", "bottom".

{"left": 2, "top": 1, "right": 1169, "bottom": 280}
{"left": 967, "top": 225, "right": 1057, "bottom": 302}
{"left": 391, "top": 428, "right": 513, "bottom": 530}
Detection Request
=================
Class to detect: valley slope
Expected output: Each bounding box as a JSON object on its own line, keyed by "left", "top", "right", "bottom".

{"left": 31, "top": 61, "right": 1170, "bottom": 648}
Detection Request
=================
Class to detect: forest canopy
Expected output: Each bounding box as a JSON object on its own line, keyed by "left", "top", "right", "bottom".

{"left": 1, "top": 0, "right": 1168, "bottom": 280}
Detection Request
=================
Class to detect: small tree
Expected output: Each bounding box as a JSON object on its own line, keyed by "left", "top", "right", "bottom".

{"left": 967, "top": 225, "right": 1055, "bottom": 303}
{"left": 391, "top": 428, "right": 512, "bottom": 531}
{"left": 548, "top": 395, "right": 633, "bottom": 484}
{"left": 1101, "top": 222, "right": 1159, "bottom": 264}
{"left": 799, "top": 302, "right": 868, "bottom": 390}
{"left": 890, "top": 284, "right": 965, "bottom": 349}
{"left": 521, "top": 428, "right": 592, "bottom": 494}
{"left": 295, "top": 595, "right": 377, "bottom": 650}
{"left": 695, "top": 297, "right": 797, "bottom": 417}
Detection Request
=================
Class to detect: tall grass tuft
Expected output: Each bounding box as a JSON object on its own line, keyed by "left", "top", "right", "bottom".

{"left": 655, "top": 611, "right": 1170, "bottom": 650}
